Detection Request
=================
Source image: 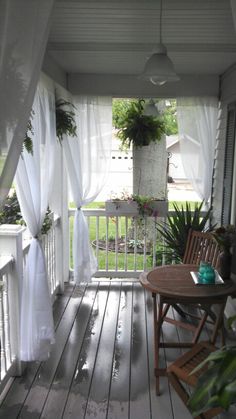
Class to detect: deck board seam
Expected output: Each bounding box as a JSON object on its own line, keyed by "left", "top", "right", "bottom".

{"left": 105, "top": 282, "right": 122, "bottom": 419}
{"left": 40, "top": 283, "right": 99, "bottom": 419}
{"left": 61, "top": 282, "right": 100, "bottom": 419}
{"left": 144, "top": 288, "right": 153, "bottom": 419}
{"left": 128, "top": 282, "right": 134, "bottom": 419}
{"left": 18, "top": 283, "right": 88, "bottom": 419}
{"left": 0, "top": 283, "right": 78, "bottom": 416}
{"left": 83, "top": 281, "right": 111, "bottom": 418}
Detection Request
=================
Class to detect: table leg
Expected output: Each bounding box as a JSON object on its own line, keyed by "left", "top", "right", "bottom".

{"left": 152, "top": 293, "right": 165, "bottom": 395}
{"left": 211, "top": 299, "right": 226, "bottom": 345}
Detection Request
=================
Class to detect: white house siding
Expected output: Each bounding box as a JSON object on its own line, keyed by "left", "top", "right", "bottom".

{"left": 211, "top": 103, "right": 227, "bottom": 225}
{"left": 212, "top": 64, "right": 236, "bottom": 225}
{"left": 167, "top": 140, "right": 186, "bottom": 180}
{"left": 213, "top": 64, "right": 236, "bottom": 316}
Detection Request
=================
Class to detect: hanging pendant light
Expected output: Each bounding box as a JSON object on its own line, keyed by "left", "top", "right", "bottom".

{"left": 144, "top": 99, "right": 159, "bottom": 116}
{"left": 140, "top": 0, "right": 179, "bottom": 86}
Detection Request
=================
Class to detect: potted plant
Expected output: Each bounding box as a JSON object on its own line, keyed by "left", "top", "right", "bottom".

{"left": 113, "top": 99, "right": 168, "bottom": 198}
{"left": 211, "top": 225, "right": 236, "bottom": 280}
{"left": 55, "top": 98, "right": 77, "bottom": 142}
{"left": 188, "top": 330, "right": 236, "bottom": 417}
{"left": 156, "top": 201, "right": 212, "bottom": 262}
{"left": 105, "top": 191, "right": 168, "bottom": 217}
{"left": 115, "top": 99, "right": 166, "bottom": 149}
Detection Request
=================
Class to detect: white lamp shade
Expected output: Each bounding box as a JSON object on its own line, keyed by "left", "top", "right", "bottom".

{"left": 144, "top": 100, "right": 159, "bottom": 116}
{"left": 141, "top": 45, "right": 180, "bottom": 85}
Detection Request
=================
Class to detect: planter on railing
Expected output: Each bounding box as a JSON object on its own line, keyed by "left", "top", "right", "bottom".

{"left": 105, "top": 199, "right": 168, "bottom": 217}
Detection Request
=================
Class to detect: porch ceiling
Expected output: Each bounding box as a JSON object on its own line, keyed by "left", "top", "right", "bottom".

{"left": 48, "top": 0, "right": 236, "bottom": 79}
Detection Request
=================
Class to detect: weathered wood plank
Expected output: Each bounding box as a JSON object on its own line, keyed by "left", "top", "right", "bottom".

{"left": 144, "top": 289, "right": 174, "bottom": 419}
{"left": 63, "top": 282, "right": 111, "bottom": 419}
{"left": 53, "top": 282, "right": 76, "bottom": 328}
{"left": 164, "top": 306, "right": 196, "bottom": 419}
{"left": 40, "top": 283, "right": 99, "bottom": 419}
{"left": 2, "top": 281, "right": 236, "bottom": 419}
{"left": 107, "top": 282, "right": 133, "bottom": 419}
{"left": 12, "top": 285, "right": 87, "bottom": 419}
{"left": 84, "top": 282, "right": 122, "bottom": 419}
{"left": 129, "top": 283, "right": 151, "bottom": 419}
{"left": 0, "top": 282, "right": 79, "bottom": 419}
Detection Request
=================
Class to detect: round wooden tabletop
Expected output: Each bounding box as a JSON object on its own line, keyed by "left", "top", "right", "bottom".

{"left": 140, "top": 264, "right": 236, "bottom": 301}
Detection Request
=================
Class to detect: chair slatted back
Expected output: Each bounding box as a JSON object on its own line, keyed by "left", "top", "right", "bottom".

{"left": 183, "top": 229, "right": 220, "bottom": 268}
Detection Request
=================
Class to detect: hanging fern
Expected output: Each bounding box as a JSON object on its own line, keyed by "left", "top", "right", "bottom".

{"left": 23, "top": 110, "right": 34, "bottom": 154}
{"left": 56, "top": 99, "right": 77, "bottom": 143}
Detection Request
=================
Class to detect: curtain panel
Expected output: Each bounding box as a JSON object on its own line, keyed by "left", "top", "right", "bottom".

{"left": 176, "top": 97, "right": 219, "bottom": 203}
{"left": 231, "top": 0, "right": 236, "bottom": 32}
{"left": 0, "top": 0, "right": 54, "bottom": 208}
{"left": 15, "top": 76, "right": 56, "bottom": 361}
{"left": 63, "top": 96, "right": 112, "bottom": 283}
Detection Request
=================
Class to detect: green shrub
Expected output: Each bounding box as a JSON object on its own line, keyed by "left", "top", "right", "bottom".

{"left": 156, "top": 201, "right": 212, "bottom": 261}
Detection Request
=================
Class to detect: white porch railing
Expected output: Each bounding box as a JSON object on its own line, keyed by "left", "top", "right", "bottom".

{"left": 69, "top": 208, "right": 171, "bottom": 278}
{"left": 0, "top": 255, "right": 16, "bottom": 393}
{"left": 0, "top": 214, "right": 61, "bottom": 390}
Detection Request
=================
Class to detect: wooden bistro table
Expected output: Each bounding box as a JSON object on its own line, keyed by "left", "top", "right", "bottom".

{"left": 140, "top": 264, "right": 236, "bottom": 395}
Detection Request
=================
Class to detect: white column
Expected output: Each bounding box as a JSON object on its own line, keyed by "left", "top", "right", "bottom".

{"left": 49, "top": 145, "right": 69, "bottom": 292}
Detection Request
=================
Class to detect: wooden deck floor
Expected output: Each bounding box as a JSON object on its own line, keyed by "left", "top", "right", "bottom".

{"left": 0, "top": 281, "right": 235, "bottom": 419}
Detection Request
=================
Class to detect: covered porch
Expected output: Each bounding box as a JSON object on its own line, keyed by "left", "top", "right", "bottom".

{"left": 1, "top": 1, "right": 236, "bottom": 418}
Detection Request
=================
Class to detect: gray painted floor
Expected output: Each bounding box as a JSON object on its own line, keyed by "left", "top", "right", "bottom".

{"left": 0, "top": 281, "right": 235, "bottom": 419}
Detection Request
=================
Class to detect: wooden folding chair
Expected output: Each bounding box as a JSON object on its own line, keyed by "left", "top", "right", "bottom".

{"left": 163, "top": 229, "right": 223, "bottom": 343}
{"left": 167, "top": 341, "right": 224, "bottom": 419}
{"left": 183, "top": 229, "right": 220, "bottom": 267}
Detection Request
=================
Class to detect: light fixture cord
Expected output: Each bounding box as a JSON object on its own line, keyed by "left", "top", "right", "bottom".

{"left": 159, "top": 0, "right": 163, "bottom": 44}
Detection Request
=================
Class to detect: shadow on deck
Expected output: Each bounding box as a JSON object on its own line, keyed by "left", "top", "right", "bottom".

{"left": 0, "top": 281, "right": 235, "bottom": 419}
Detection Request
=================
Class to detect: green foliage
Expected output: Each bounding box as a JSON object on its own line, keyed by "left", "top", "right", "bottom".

{"left": 114, "top": 99, "right": 166, "bottom": 149}
{"left": 56, "top": 99, "right": 77, "bottom": 142}
{"left": 0, "top": 192, "right": 22, "bottom": 224}
{"left": 112, "top": 99, "right": 135, "bottom": 129}
{"left": 163, "top": 99, "right": 178, "bottom": 136}
{"left": 132, "top": 194, "right": 161, "bottom": 217}
{"left": 188, "top": 345, "right": 236, "bottom": 416}
{"left": 23, "top": 110, "right": 34, "bottom": 154}
{"left": 156, "top": 201, "right": 212, "bottom": 261}
{"left": 112, "top": 98, "right": 178, "bottom": 142}
{"left": 0, "top": 191, "right": 52, "bottom": 235}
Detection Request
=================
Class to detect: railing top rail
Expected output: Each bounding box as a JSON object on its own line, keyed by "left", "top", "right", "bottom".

{"left": 69, "top": 207, "right": 208, "bottom": 218}
{"left": 0, "top": 255, "right": 14, "bottom": 276}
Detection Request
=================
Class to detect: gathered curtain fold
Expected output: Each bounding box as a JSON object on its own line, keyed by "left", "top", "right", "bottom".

{"left": 0, "top": 0, "right": 55, "bottom": 208}
{"left": 230, "top": 0, "right": 236, "bottom": 32}
{"left": 15, "top": 76, "right": 57, "bottom": 361}
{"left": 63, "top": 96, "right": 112, "bottom": 283}
{"left": 176, "top": 97, "right": 219, "bottom": 203}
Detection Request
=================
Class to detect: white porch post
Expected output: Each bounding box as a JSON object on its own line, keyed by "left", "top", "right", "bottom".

{"left": 49, "top": 144, "right": 69, "bottom": 291}
{"left": 0, "top": 225, "right": 25, "bottom": 375}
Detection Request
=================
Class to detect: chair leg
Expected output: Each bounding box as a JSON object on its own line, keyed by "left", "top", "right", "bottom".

{"left": 168, "top": 372, "right": 221, "bottom": 419}
{"left": 168, "top": 371, "right": 189, "bottom": 405}
{"left": 193, "top": 311, "right": 208, "bottom": 343}
{"left": 153, "top": 294, "right": 165, "bottom": 396}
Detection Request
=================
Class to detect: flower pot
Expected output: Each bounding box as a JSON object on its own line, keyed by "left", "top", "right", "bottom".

{"left": 105, "top": 200, "right": 139, "bottom": 215}
{"left": 105, "top": 199, "right": 168, "bottom": 217}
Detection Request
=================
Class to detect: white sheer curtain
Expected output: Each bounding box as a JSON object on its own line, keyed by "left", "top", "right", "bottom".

{"left": 0, "top": 0, "right": 54, "bottom": 207}
{"left": 231, "top": 0, "right": 236, "bottom": 31}
{"left": 15, "top": 75, "right": 57, "bottom": 361}
{"left": 63, "top": 96, "right": 112, "bottom": 283}
{"left": 176, "top": 97, "right": 219, "bottom": 203}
